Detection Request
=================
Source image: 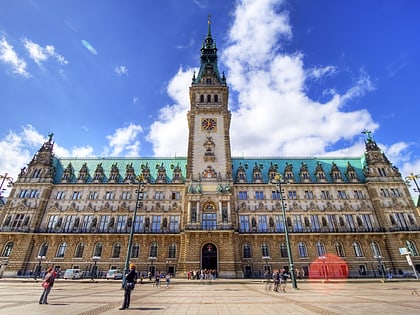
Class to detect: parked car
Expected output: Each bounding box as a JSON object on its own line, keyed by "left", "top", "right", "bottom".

{"left": 63, "top": 268, "right": 83, "bottom": 280}
{"left": 106, "top": 269, "right": 123, "bottom": 280}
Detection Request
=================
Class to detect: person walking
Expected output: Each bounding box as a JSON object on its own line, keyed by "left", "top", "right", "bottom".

{"left": 119, "top": 263, "right": 137, "bottom": 310}
{"left": 39, "top": 267, "right": 55, "bottom": 304}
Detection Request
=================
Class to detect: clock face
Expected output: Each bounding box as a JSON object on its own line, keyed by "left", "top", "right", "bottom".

{"left": 201, "top": 118, "right": 217, "bottom": 131}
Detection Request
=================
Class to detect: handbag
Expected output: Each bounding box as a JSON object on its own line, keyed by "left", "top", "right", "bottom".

{"left": 42, "top": 281, "right": 49, "bottom": 289}
{"left": 125, "top": 282, "right": 135, "bottom": 290}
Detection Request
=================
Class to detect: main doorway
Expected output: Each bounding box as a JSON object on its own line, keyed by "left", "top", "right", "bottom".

{"left": 201, "top": 243, "right": 218, "bottom": 271}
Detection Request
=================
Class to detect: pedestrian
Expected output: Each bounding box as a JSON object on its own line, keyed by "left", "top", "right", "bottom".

{"left": 119, "top": 263, "right": 137, "bottom": 310}
{"left": 166, "top": 274, "right": 170, "bottom": 288}
{"left": 280, "top": 268, "right": 289, "bottom": 292}
{"left": 39, "top": 267, "right": 55, "bottom": 304}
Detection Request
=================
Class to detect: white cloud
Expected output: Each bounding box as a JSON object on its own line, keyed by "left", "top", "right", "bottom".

{"left": 144, "top": 0, "right": 383, "bottom": 162}
{"left": 147, "top": 67, "right": 192, "bottom": 157}
{"left": 104, "top": 123, "right": 143, "bottom": 156}
{"left": 0, "top": 36, "right": 30, "bottom": 77}
{"left": 0, "top": 126, "right": 95, "bottom": 195}
{"left": 115, "top": 65, "right": 128, "bottom": 76}
{"left": 23, "top": 38, "right": 68, "bottom": 66}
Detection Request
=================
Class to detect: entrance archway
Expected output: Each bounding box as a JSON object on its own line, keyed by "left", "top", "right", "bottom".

{"left": 201, "top": 243, "right": 217, "bottom": 271}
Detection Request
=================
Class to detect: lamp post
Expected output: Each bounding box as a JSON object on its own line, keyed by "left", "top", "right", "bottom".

{"left": 91, "top": 256, "right": 100, "bottom": 281}
{"left": 374, "top": 255, "right": 386, "bottom": 281}
{"left": 0, "top": 173, "right": 14, "bottom": 200}
{"left": 35, "top": 255, "right": 46, "bottom": 281}
{"left": 274, "top": 173, "right": 298, "bottom": 290}
{"left": 122, "top": 175, "right": 145, "bottom": 286}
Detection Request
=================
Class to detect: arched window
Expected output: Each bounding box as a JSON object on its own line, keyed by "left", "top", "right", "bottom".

{"left": 74, "top": 243, "right": 84, "bottom": 258}
{"left": 243, "top": 243, "right": 252, "bottom": 258}
{"left": 93, "top": 242, "right": 103, "bottom": 257}
{"left": 214, "top": 94, "right": 218, "bottom": 102}
{"left": 149, "top": 242, "right": 158, "bottom": 258}
{"left": 316, "top": 241, "right": 326, "bottom": 256}
{"left": 353, "top": 242, "right": 363, "bottom": 257}
{"left": 406, "top": 240, "right": 418, "bottom": 256}
{"left": 279, "top": 243, "right": 287, "bottom": 258}
{"left": 200, "top": 95, "right": 204, "bottom": 102}
{"left": 334, "top": 242, "right": 345, "bottom": 257}
{"left": 38, "top": 242, "right": 48, "bottom": 257}
{"left": 131, "top": 243, "right": 140, "bottom": 258}
{"left": 261, "top": 242, "right": 270, "bottom": 257}
{"left": 1, "top": 242, "right": 13, "bottom": 257}
{"left": 168, "top": 243, "right": 176, "bottom": 259}
{"left": 56, "top": 242, "right": 67, "bottom": 258}
{"left": 298, "top": 242, "right": 308, "bottom": 258}
{"left": 207, "top": 94, "right": 211, "bottom": 102}
{"left": 112, "top": 242, "right": 121, "bottom": 258}
{"left": 370, "top": 241, "right": 381, "bottom": 257}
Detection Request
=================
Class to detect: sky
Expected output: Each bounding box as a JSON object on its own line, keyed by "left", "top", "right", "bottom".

{"left": 1, "top": 0, "right": 420, "bottom": 197}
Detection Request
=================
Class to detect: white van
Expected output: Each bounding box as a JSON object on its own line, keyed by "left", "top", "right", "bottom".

{"left": 63, "top": 268, "right": 83, "bottom": 279}
{"left": 106, "top": 269, "right": 123, "bottom": 280}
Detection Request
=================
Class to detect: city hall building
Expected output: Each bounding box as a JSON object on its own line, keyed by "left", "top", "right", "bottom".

{"left": 0, "top": 22, "right": 419, "bottom": 279}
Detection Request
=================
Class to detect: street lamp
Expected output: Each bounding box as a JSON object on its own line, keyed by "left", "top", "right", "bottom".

{"left": 0, "top": 173, "right": 14, "bottom": 200}
{"left": 274, "top": 173, "right": 298, "bottom": 290}
{"left": 319, "top": 256, "right": 328, "bottom": 281}
{"left": 122, "top": 175, "right": 145, "bottom": 286}
{"left": 91, "top": 256, "right": 100, "bottom": 281}
{"left": 35, "top": 255, "right": 46, "bottom": 281}
{"left": 374, "top": 255, "right": 386, "bottom": 281}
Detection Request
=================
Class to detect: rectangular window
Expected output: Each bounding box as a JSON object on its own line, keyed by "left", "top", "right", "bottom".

{"left": 255, "top": 191, "right": 264, "bottom": 200}
{"left": 257, "top": 215, "right": 268, "bottom": 232}
{"left": 320, "top": 190, "right": 330, "bottom": 199}
{"left": 121, "top": 191, "right": 131, "bottom": 200}
{"left": 169, "top": 215, "right": 180, "bottom": 232}
{"left": 133, "top": 215, "right": 144, "bottom": 232}
{"left": 310, "top": 215, "right": 321, "bottom": 231}
{"left": 171, "top": 191, "right": 181, "bottom": 200}
{"left": 337, "top": 190, "right": 347, "bottom": 199}
{"left": 202, "top": 213, "right": 217, "bottom": 230}
{"left": 151, "top": 215, "right": 161, "bottom": 232}
{"left": 327, "top": 214, "right": 339, "bottom": 231}
{"left": 271, "top": 190, "right": 280, "bottom": 200}
{"left": 71, "top": 191, "right": 82, "bottom": 200}
{"left": 293, "top": 215, "right": 303, "bottom": 232}
{"left": 378, "top": 168, "right": 386, "bottom": 177}
{"left": 154, "top": 191, "right": 164, "bottom": 200}
{"left": 288, "top": 190, "right": 297, "bottom": 200}
{"left": 239, "top": 215, "right": 250, "bottom": 232}
{"left": 105, "top": 191, "right": 114, "bottom": 200}
{"left": 274, "top": 215, "right": 285, "bottom": 232}
{"left": 47, "top": 215, "right": 59, "bottom": 230}
{"left": 362, "top": 214, "right": 374, "bottom": 230}
{"left": 304, "top": 190, "right": 314, "bottom": 199}
{"left": 116, "top": 215, "right": 127, "bottom": 232}
{"left": 81, "top": 215, "right": 93, "bottom": 232}
{"left": 395, "top": 213, "right": 408, "bottom": 229}
{"left": 89, "top": 191, "right": 98, "bottom": 200}
{"left": 55, "top": 191, "right": 65, "bottom": 200}
{"left": 63, "top": 215, "right": 76, "bottom": 232}
{"left": 344, "top": 214, "right": 355, "bottom": 230}
{"left": 11, "top": 214, "right": 25, "bottom": 228}
{"left": 238, "top": 191, "right": 248, "bottom": 200}
{"left": 354, "top": 190, "right": 363, "bottom": 199}
{"left": 29, "top": 189, "right": 39, "bottom": 198}
{"left": 99, "top": 215, "right": 110, "bottom": 232}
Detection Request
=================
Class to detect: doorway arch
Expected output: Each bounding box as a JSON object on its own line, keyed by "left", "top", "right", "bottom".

{"left": 201, "top": 243, "right": 218, "bottom": 271}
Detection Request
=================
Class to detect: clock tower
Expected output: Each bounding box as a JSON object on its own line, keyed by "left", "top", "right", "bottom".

{"left": 186, "top": 18, "right": 232, "bottom": 182}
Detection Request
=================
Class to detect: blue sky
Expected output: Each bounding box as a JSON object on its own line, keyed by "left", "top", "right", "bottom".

{"left": 1, "top": 0, "right": 420, "bottom": 196}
